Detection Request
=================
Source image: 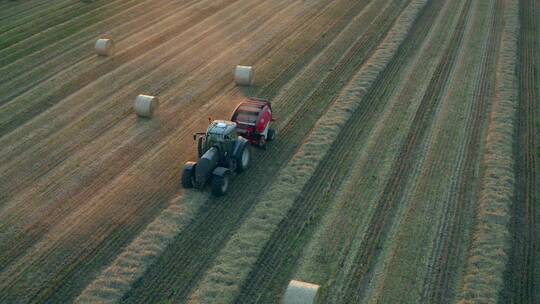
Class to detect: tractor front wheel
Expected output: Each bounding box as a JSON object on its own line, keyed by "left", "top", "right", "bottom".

{"left": 211, "top": 170, "right": 231, "bottom": 196}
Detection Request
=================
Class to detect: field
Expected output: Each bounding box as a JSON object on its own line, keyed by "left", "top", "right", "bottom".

{"left": 0, "top": 0, "right": 538, "bottom": 303}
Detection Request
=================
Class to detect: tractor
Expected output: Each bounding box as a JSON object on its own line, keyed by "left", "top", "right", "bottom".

{"left": 181, "top": 120, "right": 251, "bottom": 196}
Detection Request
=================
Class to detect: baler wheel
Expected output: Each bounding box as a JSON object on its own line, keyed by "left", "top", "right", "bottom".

{"left": 236, "top": 146, "right": 251, "bottom": 173}
{"left": 267, "top": 128, "right": 276, "bottom": 141}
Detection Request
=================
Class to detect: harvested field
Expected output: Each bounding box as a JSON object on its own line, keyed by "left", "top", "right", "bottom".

{"left": 0, "top": 0, "right": 537, "bottom": 303}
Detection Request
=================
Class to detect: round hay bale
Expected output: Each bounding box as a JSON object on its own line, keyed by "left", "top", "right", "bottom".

{"left": 134, "top": 94, "right": 159, "bottom": 118}
{"left": 282, "top": 280, "right": 320, "bottom": 304}
{"left": 234, "top": 65, "right": 254, "bottom": 86}
{"left": 95, "top": 38, "right": 115, "bottom": 56}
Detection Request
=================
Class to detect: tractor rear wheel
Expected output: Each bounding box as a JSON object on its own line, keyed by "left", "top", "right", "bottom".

{"left": 211, "top": 171, "right": 231, "bottom": 196}
{"left": 181, "top": 162, "right": 196, "bottom": 188}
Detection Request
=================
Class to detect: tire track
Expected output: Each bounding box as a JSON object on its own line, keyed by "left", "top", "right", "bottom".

{"left": 0, "top": 0, "right": 74, "bottom": 34}
{"left": 0, "top": 0, "right": 52, "bottom": 24}
{"left": 287, "top": 0, "right": 465, "bottom": 301}
{"left": 370, "top": 0, "right": 495, "bottom": 301}
{"left": 78, "top": 0, "right": 377, "bottom": 301}
{"left": 421, "top": 0, "right": 502, "bottom": 302}
{"left": 0, "top": 0, "right": 149, "bottom": 72}
{"left": 0, "top": 0, "right": 117, "bottom": 50}
{"left": 232, "top": 0, "right": 451, "bottom": 302}
{"left": 0, "top": 1, "right": 330, "bottom": 302}
{"left": 338, "top": 0, "right": 472, "bottom": 301}
{"left": 0, "top": 0, "right": 290, "bottom": 223}
{"left": 121, "top": 0, "right": 401, "bottom": 301}
{"left": 504, "top": 0, "right": 539, "bottom": 302}
{"left": 0, "top": 0, "right": 201, "bottom": 101}
{"left": 0, "top": 0, "right": 135, "bottom": 65}
{"left": 0, "top": 0, "right": 305, "bottom": 244}
{"left": 192, "top": 2, "right": 438, "bottom": 302}
{"left": 0, "top": 0, "right": 240, "bottom": 133}
{"left": 0, "top": 0, "right": 287, "bottom": 273}
{"left": 0, "top": 0, "right": 352, "bottom": 238}
{"left": 0, "top": 0, "right": 247, "bottom": 205}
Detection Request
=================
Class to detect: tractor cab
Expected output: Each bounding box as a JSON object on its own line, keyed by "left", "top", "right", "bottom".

{"left": 197, "top": 120, "right": 238, "bottom": 158}
{"left": 206, "top": 120, "right": 237, "bottom": 144}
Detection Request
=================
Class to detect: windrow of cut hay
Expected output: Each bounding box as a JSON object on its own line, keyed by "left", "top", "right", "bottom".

{"left": 73, "top": 3, "right": 320, "bottom": 302}
{"left": 188, "top": 1, "right": 429, "bottom": 302}
{"left": 75, "top": 192, "right": 206, "bottom": 303}
{"left": 292, "top": 0, "right": 472, "bottom": 300}
{"left": 458, "top": 0, "right": 519, "bottom": 302}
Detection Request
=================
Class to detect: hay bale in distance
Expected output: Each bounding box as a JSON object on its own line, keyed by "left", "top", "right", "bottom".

{"left": 234, "top": 65, "right": 254, "bottom": 86}
{"left": 283, "top": 280, "right": 320, "bottom": 304}
{"left": 95, "top": 38, "right": 115, "bottom": 56}
{"left": 134, "top": 95, "right": 159, "bottom": 118}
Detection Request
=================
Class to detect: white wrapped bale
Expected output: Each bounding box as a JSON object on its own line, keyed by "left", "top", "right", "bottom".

{"left": 234, "top": 65, "right": 254, "bottom": 86}
{"left": 95, "top": 38, "right": 115, "bottom": 56}
{"left": 134, "top": 95, "right": 159, "bottom": 118}
{"left": 283, "top": 280, "right": 320, "bottom": 304}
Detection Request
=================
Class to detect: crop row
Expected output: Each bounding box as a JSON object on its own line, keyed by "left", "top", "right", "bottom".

{"left": 188, "top": 1, "right": 429, "bottom": 302}
{"left": 458, "top": 0, "right": 520, "bottom": 302}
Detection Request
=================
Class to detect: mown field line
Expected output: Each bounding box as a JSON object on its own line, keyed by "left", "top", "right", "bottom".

{"left": 74, "top": 191, "right": 207, "bottom": 303}
{"left": 509, "top": 0, "right": 540, "bottom": 301}
{"left": 0, "top": 0, "right": 311, "bottom": 249}
{"left": 110, "top": 0, "right": 400, "bottom": 300}
{"left": 0, "top": 0, "right": 134, "bottom": 65}
{"left": 0, "top": 0, "right": 246, "bottom": 183}
{"left": 0, "top": 0, "right": 52, "bottom": 23}
{"left": 40, "top": 1, "right": 346, "bottom": 302}
{"left": 0, "top": 0, "right": 240, "bottom": 130}
{"left": 420, "top": 0, "right": 502, "bottom": 302}
{"left": 243, "top": 0, "right": 461, "bottom": 302}
{"left": 0, "top": 0, "right": 361, "bottom": 244}
{"left": 0, "top": 0, "right": 167, "bottom": 81}
{"left": 0, "top": 0, "right": 249, "bottom": 206}
{"left": 0, "top": 0, "right": 202, "bottom": 101}
{"left": 187, "top": 1, "right": 428, "bottom": 302}
{"left": 504, "top": 0, "right": 539, "bottom": 302}
{"left": 0, "top": 1, "right": 324, "bottom": 302}
{"left": 368, "top": 0, "right": 498, "bottom": 302}
{"left": 336, "top": 0, "right": 474, "bottom": 301}
{"left": 0, "top": 0, "right": 118, "bottom": 50}
{"left": 325, "top": 1, "right": 469, "bottom": 300}
{"left": 0, "top": 0, "right": 75, "bottom": 34}
{"left": 0, "top": 0, "right": 286, "bottom": 272}
{"left": 458, "top": 0, "right": 519, "bottom": 302}
{"left": 0, "top": 0, "right": 288, "bottom": 227}
{"left": 130, "top": 0, "right": 409, "bottom": 300}
{"left": 233, "top": 0, "right": 460, "bottom": 301}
